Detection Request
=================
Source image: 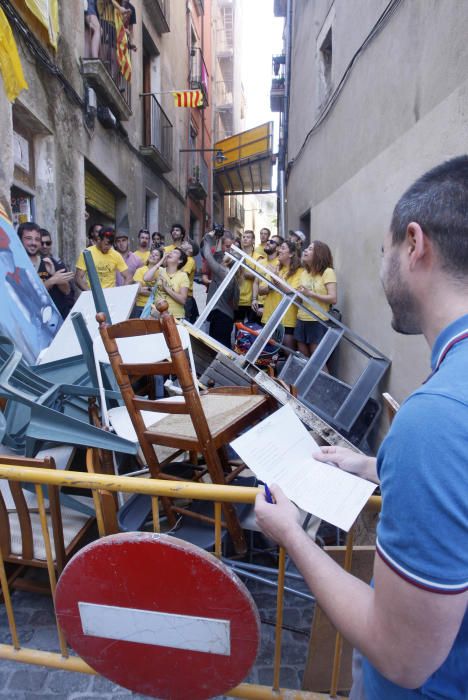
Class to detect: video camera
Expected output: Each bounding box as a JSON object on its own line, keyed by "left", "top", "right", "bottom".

{"left": 213, "top": 223, "right": 224, "bottom": 238}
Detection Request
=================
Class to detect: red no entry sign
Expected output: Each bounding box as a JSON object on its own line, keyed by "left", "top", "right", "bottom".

{"left": 55, "top": 533, "right": 260, "bottom": 699}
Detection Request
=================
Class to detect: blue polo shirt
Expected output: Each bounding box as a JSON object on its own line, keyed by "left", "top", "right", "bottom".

{"left": 363, "top": 315, "right": 468, "bottom": 699}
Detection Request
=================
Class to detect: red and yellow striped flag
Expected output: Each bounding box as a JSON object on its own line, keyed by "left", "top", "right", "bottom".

{"left": 114, "top": 8, "right": 131, "bottom": 81}
{"left": 172, "top": 90, "right": 204, "bottom": 108}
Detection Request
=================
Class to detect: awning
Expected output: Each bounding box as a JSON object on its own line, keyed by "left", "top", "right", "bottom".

{"left": 214, "top": 122, "right": 275, "bottom": 195}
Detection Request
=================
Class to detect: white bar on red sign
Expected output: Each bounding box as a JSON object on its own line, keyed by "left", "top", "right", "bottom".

{"left": 78, "top": 602, "right": 231, "bottom": 655}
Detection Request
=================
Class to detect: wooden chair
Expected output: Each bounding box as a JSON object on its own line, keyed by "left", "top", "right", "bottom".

{"left": 0, "top": 454, "right": 95, "bottom": 592}
{"left": 97, "top": 303, "right": 275, "bottom": 553}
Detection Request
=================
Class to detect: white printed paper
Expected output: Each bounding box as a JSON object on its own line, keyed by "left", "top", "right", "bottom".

{"left": 231, "top": 403, "right": 376, "bottom": 531}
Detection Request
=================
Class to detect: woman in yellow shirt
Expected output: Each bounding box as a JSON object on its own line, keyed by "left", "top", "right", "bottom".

{"left": 260, "top": 240, "right": 303, "bottom": 350}
{"left": 295, "top": 241, "right": 337, "bottom": 356}
{"left": 144, "top": 248, "right": 189, "bottom": 319}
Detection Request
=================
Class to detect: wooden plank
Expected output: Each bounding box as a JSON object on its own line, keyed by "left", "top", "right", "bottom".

{"left": 302, "top": 546, "right": 375, "bottom": 693}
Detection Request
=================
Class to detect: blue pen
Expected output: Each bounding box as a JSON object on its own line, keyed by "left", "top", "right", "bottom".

{"left": 264, "top": 484, "right": 274, "bottom": 504}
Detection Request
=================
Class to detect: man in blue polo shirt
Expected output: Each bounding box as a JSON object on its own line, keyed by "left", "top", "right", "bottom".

{"left": 255, "top": 156, "right": 468, "bottom": 698}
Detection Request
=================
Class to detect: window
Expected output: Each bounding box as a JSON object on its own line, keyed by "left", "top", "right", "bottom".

{"left": 319, "top": 27, "right": 332, "bottom": 104}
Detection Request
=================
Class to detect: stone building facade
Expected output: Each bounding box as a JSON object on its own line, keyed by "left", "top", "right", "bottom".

{"left": 0, "top": 0, "right": 215, "bottom": 269}
{"left": 281, "top": 0, "right": 468, "bottom": 412}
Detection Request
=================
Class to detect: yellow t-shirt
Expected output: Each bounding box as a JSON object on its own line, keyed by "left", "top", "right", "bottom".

{"left": 254, "top": 244, "right": 267, "bottom": 257}
{"left": 75, "top": 245, "right": 128, "bottom": 288}
{"left": 182, "top": 256, "right": 196, "bottom": 296}
{"left": 297, "top": 267, "right": 337, "bottom": 321}
{"left": 154, "top": 269, "right": 189, "bottom": 318}
{"left": 261, "top": 265, "right": 303, "bottom": 328}
{"left": 163, "top": 244, "right": 176, "bottom": 254}
{"left": 133, "top": 265, "right": 158, "bottom": 308}
{"left": 238, "top": 252, "right": 260, "bottom": 306}
{"left": 134, "top": 249, "right": 150, "bottom": 265}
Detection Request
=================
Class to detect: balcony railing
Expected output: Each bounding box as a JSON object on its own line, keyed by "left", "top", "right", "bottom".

{"left": 143, "top": 0, "right": 170, "bottom": 34}
{"left": 140, "top": 93, "right": 173, "bottom": 172}
{"left": 188, "top": 152, "right": 209, "bottom": 200}
{"left": 270, "top": 54, "right": 286, "bottom": 112}
{"left": 190, "top": 47, "right": 209, "bottom": 106}
{"left": 81, "top": 0, "right": 132, "bottom": 120}
{"left": 215, "top": 81, "right": 233, "bottom": 107}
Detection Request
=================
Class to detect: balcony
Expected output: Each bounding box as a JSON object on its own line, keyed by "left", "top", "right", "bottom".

{"left": 140, "top": 93, "right": 173, "bottom": 172}
{"left": 188, "top": 153, "right": 209, "bottom": 200}
{"left": 81, "top": 0, "right": 132, "bottom": 120}
{"left": 270, "top": 54, "right": 286, "bottom": 112}
{"left": 215, "top": 81, "right": 233, "bottom": 108}
{"left": 190, "top": 47, "right": 209, "bottom": 107}
{"left": 143, "top": 0, "right": 170, "bottom": 34}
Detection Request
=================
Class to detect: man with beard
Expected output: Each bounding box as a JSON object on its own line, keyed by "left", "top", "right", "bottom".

{"left": 255, "top": 157, "right": 468, "bottom": 699}
{"left": 133, "top": 228, "right": 151, "bottom": 264}
{"left": 18, "top": 222, "right": 75, "bottom": 318}
{"left": 114, "top": 231, "right": 142, "bottom": 285}
{"left": 163, "top": 223, "right": 186, "bottom": 253}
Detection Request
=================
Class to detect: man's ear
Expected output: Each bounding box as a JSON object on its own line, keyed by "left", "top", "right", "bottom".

{"left": 406, "top": 222, "right": 429, "bottom": 270}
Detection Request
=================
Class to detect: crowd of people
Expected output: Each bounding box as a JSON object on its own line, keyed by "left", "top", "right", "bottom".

{"left": 200, "top": 226, "right": 337, "bottom": 355}
{"left": 84, "top": 0, "right": 137, "bottom": 59}
{"left": 16, "top": 220, "right": 338, "bottom": 357}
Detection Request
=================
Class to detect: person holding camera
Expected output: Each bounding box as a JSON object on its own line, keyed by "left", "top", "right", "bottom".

{"left": 202, "top": 228, "right": 239, "bottom": 347}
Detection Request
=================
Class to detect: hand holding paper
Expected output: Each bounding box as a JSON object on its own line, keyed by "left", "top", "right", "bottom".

{"left": 231, "top": 403, "right": 376, "bottom": 531}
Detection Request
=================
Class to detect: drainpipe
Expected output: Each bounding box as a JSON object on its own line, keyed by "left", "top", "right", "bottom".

{"left": 278, "top": 0, "right": 292, "bottom": 238}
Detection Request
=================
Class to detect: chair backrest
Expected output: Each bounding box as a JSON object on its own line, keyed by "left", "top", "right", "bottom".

{"left": 93, "top": 316, "right": 199, "bottom": 428}
{"left": 0, "top": 454, "right": 67, "bottom": 570}
{"left": 97, "top": 308, "right": 214, "bottom": 478}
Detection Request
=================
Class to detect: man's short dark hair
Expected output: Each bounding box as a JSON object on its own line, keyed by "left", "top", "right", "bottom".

{"left": 39, "top": 228, "right": 52, "bottom": 239}
{"left": 138, "top": 229, "right": 149, "bottom": 238}
{"left": 391, "top": 155, "right": 468, "bottom": 276}
{"left": 98, "top": 226, "right": 116, "bottom": 243}
{"left": 88, "top": 223, "right": 102, "bottom": 237}
{"left": 17, "top": 222, "right": 40, "bottom": 239}
{"left": 171, "top": 223, "right": 186, "bottom": 239}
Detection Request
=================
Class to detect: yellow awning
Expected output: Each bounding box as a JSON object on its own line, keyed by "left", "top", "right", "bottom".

{"left": 214, "top": 122, "right": 275, "bottom": 195}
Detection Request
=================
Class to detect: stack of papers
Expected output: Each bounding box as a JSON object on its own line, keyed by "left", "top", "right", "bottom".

{"left": 231, "top": 404, "right": 376, "bottom": 531}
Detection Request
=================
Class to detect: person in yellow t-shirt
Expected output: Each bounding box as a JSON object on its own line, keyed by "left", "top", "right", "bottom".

{"left": 133, "top": 229, "right": 151, "bottom": 264}
{"left": 75, "top": 227, "right": 132, "bottom": 290}
{"left": 132, "top": 247, "right": 164, "bottom": 317}
{"left": 259, "top": 240, "right": 303, "bottom": 350}
{"left": 235, "top": 230, "right": 259, "bottom": 323}
{"left": 180, "top": 239, "right": 200, "bottom": 323}
{"left": 252, "top": 238, "right": 280, "bottom": 320}
{"left": 295, "top": 241, "right": 337, "bottom": 356}
{"left": 254, "top": 226, "right": 271, "bottom": 257}
{"left": 163, "top": 222, "right": 185, "bottom": 254}
{"left": 144, "top": 247, "right": 189, "bottom": 319}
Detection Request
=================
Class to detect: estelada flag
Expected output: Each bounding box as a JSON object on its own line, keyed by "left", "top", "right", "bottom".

{"left": 172, "top": 90, "right": 204, "bottom": 108}
{"left": 114, "top": 8, "right": 131, "bottom": 81}
{"left": 0, "top": 7, "right": 28, "bottom": 102}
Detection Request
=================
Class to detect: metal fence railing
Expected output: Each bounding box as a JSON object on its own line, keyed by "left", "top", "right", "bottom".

{"left": 0, "top": 459, "right": 380, "bottom": 697}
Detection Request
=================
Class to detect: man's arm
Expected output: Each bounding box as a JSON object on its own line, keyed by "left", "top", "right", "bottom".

{"left": 74, "top": 268, "right": 89, "bottom": 291}
{"left": 314, "top": 445, "right": 379, "bottom": 484}
{"left": 119, "top": 268, "right": 133, "bottom": 286}
{"left": 255, "top": 486, "right": 466, "bottom": 688}
{"left": 42, "top": 257, "right": 74, "bottom": 294}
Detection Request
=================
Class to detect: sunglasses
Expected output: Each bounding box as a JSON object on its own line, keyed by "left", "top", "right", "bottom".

{"left": 42, "top": 240, "right": 52, "bottom": 246}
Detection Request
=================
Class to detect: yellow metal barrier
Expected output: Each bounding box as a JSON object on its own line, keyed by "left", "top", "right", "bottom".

{"left": 0, "top": 462, "right": 371, "bottom": 699}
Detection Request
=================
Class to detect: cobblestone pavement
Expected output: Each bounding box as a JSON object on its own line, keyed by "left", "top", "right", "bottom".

{"left": 0, "top": 565, "right": 314, "bottom": 699}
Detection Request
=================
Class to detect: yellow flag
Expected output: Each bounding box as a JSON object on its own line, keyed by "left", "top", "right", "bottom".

{"left": 25, "top": 0, "right": 59, "bottom": 49}
{"left": 0, "top": 8, "right": 28, "bottom": 102}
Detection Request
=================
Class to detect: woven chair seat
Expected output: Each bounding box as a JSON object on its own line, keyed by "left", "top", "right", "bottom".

{"left": 8, "top": 507, "right": 91, "bottom": 561}
{"left": 147, "top": 393, "right": 267, "bottom": 440}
